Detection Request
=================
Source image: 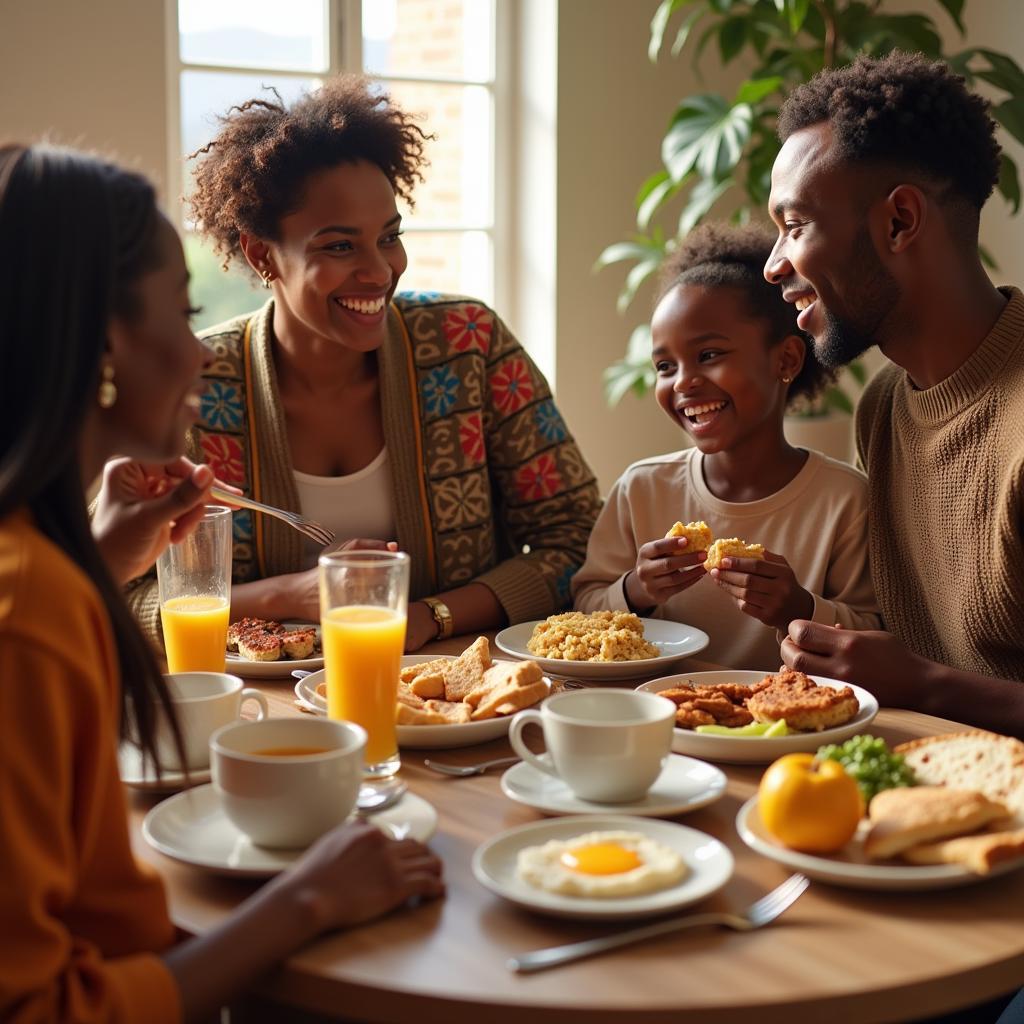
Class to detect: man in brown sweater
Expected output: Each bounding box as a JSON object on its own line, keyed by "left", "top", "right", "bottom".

{"left": 763, "top": 51, "right": 1024, "bottom": 738}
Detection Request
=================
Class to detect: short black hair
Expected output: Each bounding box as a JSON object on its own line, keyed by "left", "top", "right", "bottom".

{"left": 659, "top": 221, "right": 835, "bottom": 406}
{"left": 778, "top": 51, "right": 1000, "bottom": 217}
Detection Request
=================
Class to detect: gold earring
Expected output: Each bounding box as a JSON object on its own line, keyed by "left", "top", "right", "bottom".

{"left": 97, "top": 363, "right": 117, "bottom": 409}
{"left": 261, "top": 268, "right": 274, "bottom": 289}
{"left": 781, "top": 376, "right": 793, "bottom": 384}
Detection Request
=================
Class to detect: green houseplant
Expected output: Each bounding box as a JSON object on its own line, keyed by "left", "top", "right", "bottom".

{"left": 598, "top": 0, "right": 1024, "bottom": 410}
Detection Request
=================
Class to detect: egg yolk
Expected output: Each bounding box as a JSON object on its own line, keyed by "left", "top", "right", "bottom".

{"left": 560, "top": 842, "right": 642, "bottom": 875}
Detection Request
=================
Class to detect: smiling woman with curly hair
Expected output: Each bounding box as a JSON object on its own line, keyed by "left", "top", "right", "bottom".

{"left": 125, "top": 74, "right": 600, "bottom": 653}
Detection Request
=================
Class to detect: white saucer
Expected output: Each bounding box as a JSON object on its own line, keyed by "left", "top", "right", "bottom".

{"left": 118, "top": 743, "right": 211, "bottom": 791}
{"left": 499, "top": 754, "right": 727, "bottom": 818}
{"left": 143, "top": 784, "right": 438, "bottom": 878}
{"left": 472, "top": 814, "right": 734, "bottom": 920}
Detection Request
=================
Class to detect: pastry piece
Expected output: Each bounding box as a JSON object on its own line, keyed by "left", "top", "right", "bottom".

{"left": 901, "top": 828, "right": 1024, "bottom": 874}
{"left": 236, "top": 631, "right": 282, "bottom": 662}
{"left": 895, "top": 732, "right": 1024, "bottom": 823}
{"left": 227, "top": 616, "right": 284, "bottom": 652}
{"left": 421, "top": 699, "right": 473, "bottom": 724}
{"left": 400, "top": 658, "right": 452, "bottom": 685}
{"left": 395, "top": 702, "right": 451, "bottom": 726}
{"left": 489, "top": 679, "right": 550, "bottom": 718}
{"left": 702, "top": 538, "right": 765, "bottom": 571}
{"left": 409, "top": 673, "right": 446, "bottom": 699}
{"left": 665, "top": 520, "right": 713, "bottom": 552}
{"left": 469, "top": 661, "right": 547, "bottom": 720}
{"left": 280, "top": 627, "right": 316, "bottom": 660}
{"left": 864, "top": 786, "right": 1010, "bottom": 861}
{"left": 746, "top": 669, "right": 858, "bottom": 732}
{"left": 442, "top": 636, "right": 492, "bottom": 702}
{"left": 397, "top": 683, "right": 425, "bottom": 709}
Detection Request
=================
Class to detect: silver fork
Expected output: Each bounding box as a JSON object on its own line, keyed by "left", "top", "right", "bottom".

{"left": 507, "top": 873, "right": 809, "bottom": 974}
{"left": 211, "top": 486, "right": 335, "bottom": 547}
{"left": 423, "top": 756, "right": 520, "bottom": 777}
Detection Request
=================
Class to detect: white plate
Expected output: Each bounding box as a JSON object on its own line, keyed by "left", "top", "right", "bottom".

{"left": 118, "top": 743, "right": 211, "bottom": 791}
{"left": 636, "top": 670, "right": 879, "bottom": 764}
{"left": 494, "top": 619, "right": 710, "bottom": 681}
{"left": 225, "top": 621, "right": 324, "bottom": 678}
{"left": 142, "top": 784, "right": 437, "bottom": 878}
{"left": 473, "top": 814, "right": 733, "bottom": 920}
{"left": 736, "top": 796, "right": 1024, "bottom": 891}
{"left": 298, "top": 655, "right": 551, "bottom": 749}
{"left": 499, "top": 754, "right": 727, "bottom": 818}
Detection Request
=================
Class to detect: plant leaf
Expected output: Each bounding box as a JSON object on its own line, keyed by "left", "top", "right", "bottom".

{"left": 822, "top": 385, "right": 854, "bottom": 416}
{"left": 671, "top": 8, "right": 705, "bottom": 58}
{"left": 663, "top": 94, "right": 753, "bottom": 183}
{"left": 846, "top": 359, "right": 868, "bottom": 386}
{"left": 934, "top": 0, "right": 966, "bottom": 34}
{"left": 604, "top": 324, "right": 655, "bottom": 406}
{"left": 593, "top": 239, "right": 662, "bottom": 272}
{"left": 649, "top": 0, "right": 696, "bottom": 63}
{"left": 975, "top": 49, "right": 1024, "bottom": 97}
{"left": 678, "top": 176, "right": 733, "bottom": 236}
{"left": 718, "top": 16, "right": 747, "bottom": 64}
{"left": 735, "top": 75, "right": 784, "bottom": 106}
{"left": 635, "top": 170, "right": 677, "bottom": 230}
{"left": 618, "top": 257, "right": 663, "bottom": 313}
{"left": 978, "top": 244, "right": 998, "bottom": 271}
{"left": 786, "top": 0, "right": 810, "bottom": 35}
{"left": 998, "top": 152, "right": 1021, "bottom": 215}
{"left": 994, "top": 97, "right": 1024, "bottom": 149}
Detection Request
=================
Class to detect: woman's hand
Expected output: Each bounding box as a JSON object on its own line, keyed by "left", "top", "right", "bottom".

{"left": 710, "top": 551, "right": 813, "bottom": 632}
{"left": 92, "top": 456, "right": 220, "bottom": 583}
{"left": 625, "top": 536, "right": 707, "bottom": 612}
{"left": 285, "top": 820, "right": 444, "bottom": 930}
{"left": 405, "top": 601, "right": 438, "bottom": 652}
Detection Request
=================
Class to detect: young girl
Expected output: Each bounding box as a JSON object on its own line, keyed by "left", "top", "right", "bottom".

{"left": 572, "top": 223, "right": 881, "bottom": 670}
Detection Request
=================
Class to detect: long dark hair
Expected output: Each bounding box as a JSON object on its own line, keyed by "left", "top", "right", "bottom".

{"left": 0, "top": 144, "right": 180, "bottom": 764}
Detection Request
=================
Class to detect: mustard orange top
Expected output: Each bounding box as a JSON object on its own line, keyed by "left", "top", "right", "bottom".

{"left": 0, "top": 511, "right": 181, "bottom": 1023}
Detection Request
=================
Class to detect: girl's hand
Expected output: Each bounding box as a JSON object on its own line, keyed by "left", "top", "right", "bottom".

{"left": 92, "top": 456, "right": 222, "bottom": 583}
{"left": 710, "top": 550, "right": 813, "bottom": 631}
{"left": 285, "top": 821, "right": 444, "bottom": 930}
{"left": 625, "top": 536, "right": 707, "bottom": 612}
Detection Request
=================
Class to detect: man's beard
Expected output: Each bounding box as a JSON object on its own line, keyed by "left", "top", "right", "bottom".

{"left": 812, "top": 229, "right": 900, "bottom": 369}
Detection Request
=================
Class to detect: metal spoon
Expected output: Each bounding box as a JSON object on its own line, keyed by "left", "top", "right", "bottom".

{"left": 423, "top": 756, "right": 520, "bottom": 777}
{"left": 356, "top": 781, "right": 407, "bottom": 813}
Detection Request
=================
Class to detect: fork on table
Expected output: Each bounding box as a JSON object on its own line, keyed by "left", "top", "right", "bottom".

{"left": 507, "top": 873, "right": 809, "bottom": 974}
{"left": 211, "top": 486, "right": 335, "bottom": 547}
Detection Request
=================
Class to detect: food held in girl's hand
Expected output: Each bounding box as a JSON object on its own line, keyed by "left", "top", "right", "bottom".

{"left": 665, "top": 520, "right": 714, "bottom": 551}
{"left": 758, "top": 752, "right": 863, "bottom": 853}
{"left": 816, "top": 734, "right": 916, "bottom": 804}
{"left": 516, "top": 831, "right": 687, "bottom": 898}
{"left": 703, "top": 538, "right": 765, "bottom": 571}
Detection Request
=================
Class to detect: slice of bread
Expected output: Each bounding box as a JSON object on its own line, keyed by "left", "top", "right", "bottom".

{"left": 397, "top": 683, "right": 425, "bottom": 709}
{"left": 665, "top": 520, "right": 713, "bottom": 551}
{"left": 864, "top": 786, "right": 1010, "bottom": 860}
{"left": 895, "top": 732, "right": 1024, "bottom": 823}
{"left": 421, "top": 699, "right": 473, "bottom": 724}
{"left": 901, "top": 827, "right": 1024, "bottom": 874}
{"left": 470, "top": 662, "right": 546, "bottom": 720}
{"left": 400, "top": 657, "right": 452, "bottom": 685}
{"left": 395, "top": 702, "right": 451, "bottom": 726}
{"left": 491, "top": 679, "right": 551, "bottom": 718}
{"left": 442, "top": 636, "right": 492, "bottom": 702}
{"left": 703, "top": 538, "right": 765, "bottom": 571}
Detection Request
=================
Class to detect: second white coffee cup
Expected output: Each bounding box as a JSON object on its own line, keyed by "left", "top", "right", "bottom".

{"left": 508, "top": 688, "right": 676, "bottom": 803}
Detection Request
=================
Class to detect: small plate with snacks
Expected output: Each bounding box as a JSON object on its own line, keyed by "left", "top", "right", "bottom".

{"left": 226, "top": 618, "right": 323, "bottom": 678}
{"left": 297, "top": 636, "right": 552, "bottom": 749}
{"left": 636, "top": 669, "right": 878, "bottom": 764}
{"left": 495, "top": 612, "right": 709, "bottom": 681}
{"left": 472, "top": 814, "right": 733, "bottom": 920}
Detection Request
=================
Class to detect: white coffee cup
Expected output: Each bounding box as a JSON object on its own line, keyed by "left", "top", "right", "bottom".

{"left": 508, "top": 688, "right": 676, "bottom": 803}
{"left": 211, "top": 718, "right": 367, "bottom": 849}
{"left": 154, "top": 672, "right": 268, "bottom": 770}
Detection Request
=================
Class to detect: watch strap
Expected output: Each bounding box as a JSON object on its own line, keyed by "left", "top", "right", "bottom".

{"left": 421, "top": 596, "right": 454, "bottom": 640}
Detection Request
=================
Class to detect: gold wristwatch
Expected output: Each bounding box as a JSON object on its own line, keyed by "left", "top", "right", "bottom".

{"left": 421, "top": 596, "right": 454, "bottom": 640}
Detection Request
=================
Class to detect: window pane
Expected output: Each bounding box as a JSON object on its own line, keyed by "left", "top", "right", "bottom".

{"left": 184, "top": 234, "right": 263, "bottom": 333}
{"left": 178, "top": 0, "right": 328, "bottom": 72}
{"left": 363, "top": 0, "right": 493, "bottom": 82}
{"left": 401, "top": 231, "right": 493, "bottom": 303}
{"left": 387, "top": 81, "right": 492, "bottom": 229}
{"left": 180, "top": 70, "right": 318, "bottom": 176}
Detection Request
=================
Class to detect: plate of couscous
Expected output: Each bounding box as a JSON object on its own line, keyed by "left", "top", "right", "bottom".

{"left": 495, "top": 611, "right": 709, "bottom": 681}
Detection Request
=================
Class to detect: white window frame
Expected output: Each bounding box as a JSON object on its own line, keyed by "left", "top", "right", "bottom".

{"left": 164, "top": 0, "right": 506, "bottom": 310}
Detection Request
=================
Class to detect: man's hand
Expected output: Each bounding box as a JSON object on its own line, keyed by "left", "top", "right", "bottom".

{"left": 710, "top": 551, "right": 813, "bottom": 631}
{"left": 625, "top": 536, "right": 707, "bottom": 613}
{"left": 92, "top": 457, "right": 219, "bottom": 583}
{"left": 780, "top": 620, "right": 927, "bottom": 707}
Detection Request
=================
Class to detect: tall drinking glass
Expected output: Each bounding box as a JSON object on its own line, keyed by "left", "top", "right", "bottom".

{"left": 157, "top": 505, "right": 232, "bottom": 673}
{"left": 319, "top": 550, "right": 409, "bottom": 781}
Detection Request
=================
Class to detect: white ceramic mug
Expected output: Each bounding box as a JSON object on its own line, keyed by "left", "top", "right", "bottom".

{"left": 508, "top": 688, "right": 676, "bottom": 803}
{"left": 154, "top": 672, "right": 268, "bottom": 770}
{"left": 211, "top": 718, "right": 367, "bottom": 849}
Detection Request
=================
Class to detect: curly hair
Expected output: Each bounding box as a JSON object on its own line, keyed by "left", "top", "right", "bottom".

{"left": 188, "top": 74, "right": 432, "bottom": 276}
{"left": 658, "top": 222, "right": 835, "bottom": 406}
{"left": 778, "top": 51, "right": 1000, "bottom": 216}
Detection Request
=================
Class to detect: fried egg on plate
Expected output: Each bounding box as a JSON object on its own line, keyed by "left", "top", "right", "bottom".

{"left": 516, "top": 830, "right": 687, "bottom": 898}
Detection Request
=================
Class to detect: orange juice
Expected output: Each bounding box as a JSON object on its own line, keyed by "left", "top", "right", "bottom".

{"left": 161, "top": 595, "right": 230, "bottom": 672}
{"left": 321, "top": 605, "right": 406, "bottom": 765}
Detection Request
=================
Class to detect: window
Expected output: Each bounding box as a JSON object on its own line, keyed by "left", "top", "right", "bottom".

{"left": 169, "top": 0, "right": 499, "bottom": 331}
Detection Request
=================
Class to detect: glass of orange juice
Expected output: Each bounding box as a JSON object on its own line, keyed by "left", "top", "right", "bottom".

{"left": 319, "top": 550, "right": 409, "bottom": 781}
{"left": 157, "top": 505, "right": 232, "bottom": 673}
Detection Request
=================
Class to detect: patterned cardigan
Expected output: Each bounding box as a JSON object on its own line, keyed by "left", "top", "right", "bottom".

{"left": 127, "top": 293, "right": 601, "bottom": 641}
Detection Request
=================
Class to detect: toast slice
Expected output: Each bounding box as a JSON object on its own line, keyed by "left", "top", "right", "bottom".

{"left": 470, "top": 661, "right": 546, "bottom": 720}
{"left": 901, "top": 827, "right": 1024, "bottom": 874}
{"left": 442, "top": 636, "right": 492, "bottom": 702}
{"left": 864, "top": 786, "right": 1010, "bottom": 860}
{"left": 895, "top": 731, "right": 1024, "bottom": 822}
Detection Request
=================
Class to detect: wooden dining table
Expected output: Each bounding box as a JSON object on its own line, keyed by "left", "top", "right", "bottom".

{"left": 127, "top": 638, "right": 1024, "bottom": 1023}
